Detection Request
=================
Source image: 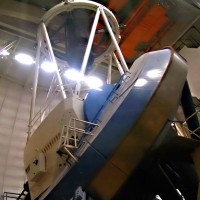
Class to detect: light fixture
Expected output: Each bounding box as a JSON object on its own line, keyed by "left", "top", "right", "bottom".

{"left": 85, "top": 76, "right": 103, "bottom": 89}
{"left": 155, "top": 195, "right": 162, "bottom": 200}
{"left": 14, "top": 53, "right": 35, "bottom": 65}
{"left": 64, "top": 69, "right": 82, "bottom": 81}
{"left": 0, "top": 50, "right": 10, "bottom": 56}
{"left": 41, "top": 61, "right": 56, "bottom": 72}
{"left": 134, "top": 78, "right": 147, "bottom": 87}
{"left": 176, "top": 189, "right": 185, "bottom": 200}
{"left": 64, "top": 68, "right": 103, "bottom": 90}
{"left": 146, "top": 69, "right": 162, "bottom": 79}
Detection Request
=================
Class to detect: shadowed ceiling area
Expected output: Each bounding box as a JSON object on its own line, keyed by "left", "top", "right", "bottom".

{"left": 0, "top": 0, "right": 200, "bottom": 87}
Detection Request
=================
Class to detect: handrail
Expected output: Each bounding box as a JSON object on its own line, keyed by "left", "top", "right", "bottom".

{"left": 89, "top": 73, "right": 127, "bottom": 124}
{"left": 28, "top": 83, "right": 63, "bottom": 137}
{"left": 1, "top": 192, "right": 26, "bottom": 200}
{"left": 173, "top": 109, "right": 200, "bottom": 139}
{"left": 30, "top": 84, "right": 60, "bottom": 124}
{"left": 182, "top": 109, "right": 200, "bottom": 125}
{"left": 58, "top": 117, "right": 99, "bottom": 160}
{"left": 182, "top": 125, "right": 200, "bottom": 139}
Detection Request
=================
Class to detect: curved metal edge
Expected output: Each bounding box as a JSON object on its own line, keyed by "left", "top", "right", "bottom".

{"left": 40, "top": 0, "right": 120, "bottom": 62}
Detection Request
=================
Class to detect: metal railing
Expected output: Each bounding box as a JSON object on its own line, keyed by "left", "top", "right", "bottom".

{"left": 173, "top": 109, "right": 200, "bottom": 139}
{"left": 1, "top": 192, "right": 26, "bottom": 200}
{"left": 58, "top": 117, "right": 98, "bottom": 161}
{"left": 28, "top": 83, "right": 62, "bottom": 137}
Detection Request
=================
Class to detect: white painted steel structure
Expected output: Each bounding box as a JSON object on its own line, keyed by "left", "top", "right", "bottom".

{"left": 27, "top": 0, "right": 129, "bottom": 139}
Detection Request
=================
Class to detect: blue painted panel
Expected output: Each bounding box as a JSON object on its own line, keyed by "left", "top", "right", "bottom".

{"left": 84, "top": 84, "right": 114, "bottom": 122}
{"left": 44, "top": 49, "right": 175, "bottom": 199}
{"left": 90, "top": 49, "right": 171, "bottom": 158}
{"left": 45, "top": 145, "right": 107, "bottom": 200}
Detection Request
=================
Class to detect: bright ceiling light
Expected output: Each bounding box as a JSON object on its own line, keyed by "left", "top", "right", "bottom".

{"left": 64, "top": 69, "right": 103, "bottom": 90}
{"left": 41, "top": 61, "right": 56, "bottom": 72}
{"left": 14, "top": 53, "right": 35, "bottom": 65}
{"left": 155, "top": 195, "right": 162, "bottom": 200}
{"left": 64, "top": 69, "right": 82, "bottom": 81}
{"left": 134, "top": 78, "right": 147, "bottom": 87}
{"left": 147, "top": 69, "right": 162, "bottom": 79}
{"left": 85, "top": 76, "right": 103, "bottom": 89}
{"left": 0, "top": 50, "right": 10, "bottom": 56}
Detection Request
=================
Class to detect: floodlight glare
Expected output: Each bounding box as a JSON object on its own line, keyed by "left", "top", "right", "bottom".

{"left": 41, "top": 61, "right": 56, "bottom": 72}
{"left": 85, "top": 76, "right": 103, "bottom": 89}
{"left": 64, "top": 69, "right": 103, "bottom": 90}
{"left": 134, "top": 78, "right": 147, "bottom": 87}
{"left": 0, "top": 50, "right": 10, "bottom": 56}
{"left": 147, "top": 69, "right": 162, "bottom": 79}
{"left": 14, "top": 53, "right": 35, "bottom": 65}
{"left": 64, "top": 69, "right": 82, "bottom": 81}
